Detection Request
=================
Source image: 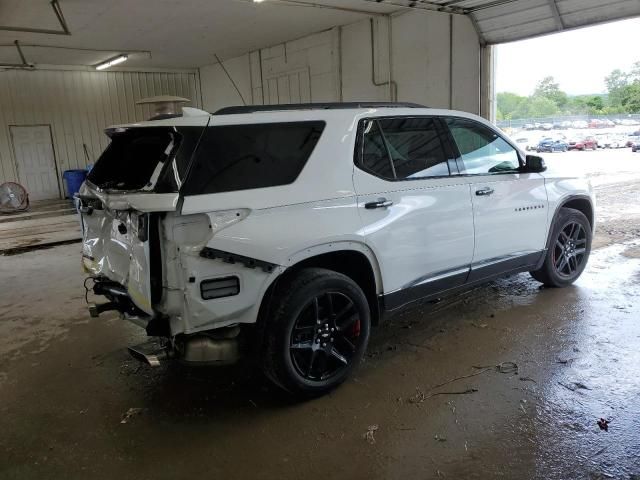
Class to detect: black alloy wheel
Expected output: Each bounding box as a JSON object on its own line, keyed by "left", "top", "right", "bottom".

{"left": 530, "top": 207, "right": 592, "bottom": 287}
{"left": 262, "top": 268, "right": 371, "bottom": 397}
{"left": 290, "top": 292, "right": 362, "bottom": 382}
{"left": 552, "top": 221, "right": 587, "bottom": 277}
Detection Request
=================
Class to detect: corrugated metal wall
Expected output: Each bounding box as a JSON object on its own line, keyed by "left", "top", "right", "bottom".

{"left": 0, "top": 69, "right": 200, "bottom": 190}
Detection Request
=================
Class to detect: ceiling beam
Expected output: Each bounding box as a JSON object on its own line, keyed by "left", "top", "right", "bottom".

{"left": 0, "top": 0, "right": 71, "bottom": 36}
{"left": 252, "top": 0, "right": 389, "bottom": 16}
{"left": 467, "top": 11, "right": 488, "bottom": 46}
{"left": 362, "top": 0, "right": 467, "bottom": 15}
{"left": 464, "top": 0, "right": 522, "bottom": 13}
{"left": 547, "top": 0, "right": 565, "bottom": 31}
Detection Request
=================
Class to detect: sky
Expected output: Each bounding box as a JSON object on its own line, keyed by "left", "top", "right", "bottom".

{"left": 495, "top": 18, "right": 640, "bottom": 96}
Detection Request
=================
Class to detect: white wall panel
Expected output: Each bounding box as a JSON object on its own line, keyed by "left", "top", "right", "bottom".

{"left": 0, "top": 69, "right": 200, "bottom": 190}
{"left": 200, "top": 55, "right": 252, "bottom": 109}
{"left": 198, "top": 13, "right": 481, "bottom": 116}
{"left": 452, "top": 15, "right": 481, "bottom": 113}
{"left": 392, "top": 11, "right": 452, "bottom": 109}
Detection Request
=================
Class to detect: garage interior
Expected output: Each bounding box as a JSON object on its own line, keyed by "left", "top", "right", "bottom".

{"left": 1, "top": 0, "right": 640, "bottom": 478}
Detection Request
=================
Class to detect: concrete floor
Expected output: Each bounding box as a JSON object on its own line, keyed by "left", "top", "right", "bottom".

{"left": 1, "top": 149, "right": 639, "bottom": 479}
{"left": 0, "top": 199, "right": 80, "bottom": 255}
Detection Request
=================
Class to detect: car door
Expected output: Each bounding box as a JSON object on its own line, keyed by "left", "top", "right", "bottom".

{"left": 444, "top": 117, "right": 548, "bottom": 283}
{"left": 353, "top": 116, "right": 475, "bottom": 311}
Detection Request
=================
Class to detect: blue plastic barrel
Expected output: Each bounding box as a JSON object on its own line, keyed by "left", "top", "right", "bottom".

{"left": 63, "top": 169, "right": 88, "bottom": 199}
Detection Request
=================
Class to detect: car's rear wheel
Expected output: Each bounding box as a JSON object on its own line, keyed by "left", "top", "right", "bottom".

{"left": 530, "top": 208, "right": 592, "bottom": 287}
{"left": 262, "top": 268, "right": 371, "bottom": 397}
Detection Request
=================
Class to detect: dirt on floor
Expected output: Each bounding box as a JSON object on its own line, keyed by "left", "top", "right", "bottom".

{"left": 592, "top": 180, "right": 640, "bottom": 250}
{"left": 1, "top": 161, "right": 640, "bottom": 479}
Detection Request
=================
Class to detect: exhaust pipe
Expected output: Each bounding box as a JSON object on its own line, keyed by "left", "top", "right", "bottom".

{"left": 127, "top": 341, "right": 167, "bottom": 367}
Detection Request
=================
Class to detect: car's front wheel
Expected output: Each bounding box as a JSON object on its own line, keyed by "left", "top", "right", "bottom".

{"left": 530, "top": 207, "right": 592, "bottom": 287}
{"left": 262, "top": 268, "right": 371, "bottom": 397}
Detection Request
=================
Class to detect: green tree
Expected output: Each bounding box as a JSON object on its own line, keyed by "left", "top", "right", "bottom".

{"left": 586, "top": 95, "right": 605, "bottom": 114}
{"left": 496, "top": 92, "right": 527, "bottom": 119}
{"left": 605, "top": 69, "right": 629, "bottom": 107}
{"left": 564, "top": 95, "right": 589, "bottom": 115}
{"left": 620, "top": 81, "right": 640, "bottom": 113}
{"left": 528, "top": 96, "right": 559, "bottom": 117}
{"left": 533, "top": 76, "right": 568, "bottom": 109}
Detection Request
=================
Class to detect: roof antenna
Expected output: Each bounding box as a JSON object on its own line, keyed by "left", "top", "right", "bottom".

{"left": 214, "top": 53, "right": 247, "bottom": 105}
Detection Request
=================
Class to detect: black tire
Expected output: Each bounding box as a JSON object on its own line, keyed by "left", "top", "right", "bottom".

{"left": 530, "top": 208, "right": 592, "bottom": 287}
{"left": 262, "top": 268, "right": 371, "bottom": 397}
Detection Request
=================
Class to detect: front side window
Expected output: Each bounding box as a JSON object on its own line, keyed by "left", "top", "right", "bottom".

{"left": 445, "top": 118, "right": 520, "bottom": 175}
{"left": 358, "top": 117, "right": 451, "bottom": 180}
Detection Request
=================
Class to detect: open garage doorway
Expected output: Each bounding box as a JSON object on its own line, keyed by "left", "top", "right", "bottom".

{"left": 494, "top": 17, "right": 640, "bottom": 248}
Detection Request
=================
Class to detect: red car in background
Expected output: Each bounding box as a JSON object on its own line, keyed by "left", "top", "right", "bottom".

{"left": 568, "top": 136, "right": 598, "bottom": 151}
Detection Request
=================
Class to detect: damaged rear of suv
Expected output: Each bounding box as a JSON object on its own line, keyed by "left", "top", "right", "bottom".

{"left": 80, "top": 106, "right": 348, "bottom": 393}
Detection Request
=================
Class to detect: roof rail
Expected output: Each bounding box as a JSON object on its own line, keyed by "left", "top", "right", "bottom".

{"left": 213, "top": 102, "right": 427, "bottom": 115}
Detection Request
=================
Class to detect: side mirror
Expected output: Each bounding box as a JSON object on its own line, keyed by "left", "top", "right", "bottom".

{"left": 524, "top": 155, "right": 547, "bottom": 173}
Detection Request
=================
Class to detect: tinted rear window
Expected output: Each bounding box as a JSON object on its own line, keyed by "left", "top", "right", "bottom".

{"left": 88, "top": 128, "right": 174, "bottom": 190}
{"left": 181, "top": 121, "right": 325, "bottom": 195}
{"left": 87, "top": 127, "right": 204, "bottom": 192}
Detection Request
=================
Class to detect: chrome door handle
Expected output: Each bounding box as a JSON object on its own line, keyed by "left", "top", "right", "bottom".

{"left": 475, "top": 187, "right": 494, "bottom": 196}
{"left": 364, "top": 198, "right": 393, "bottom": 209}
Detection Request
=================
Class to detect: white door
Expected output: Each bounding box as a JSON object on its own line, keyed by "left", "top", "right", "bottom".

{"left": 354, "top": 117, "right": 475, "bottom": 311}
{"left": 10, "top": 125, "right": 60, "bottom": 201}
{"left": 444, "top": 117, "right": 548, "bottom": 282}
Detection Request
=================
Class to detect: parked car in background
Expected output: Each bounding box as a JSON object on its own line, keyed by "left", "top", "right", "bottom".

{"left": 568, "top": 137, "right": 598, "bottom": 151}
{"left": 632, "top": 141, "right": 640, "bottom": 153}
{"left": 626, "top": 135, "right": 640, "bottom": 148}
{"left": 526, "top": 136, "right": 543, "bottom": 151}
{"left": 599, "top": 136, "right": 624, "bottom": 149}
{"left": 572, "top": 120, "right": 589, "bottom": 129}
{"left": 514, "top": 137, "right": 529, "bottom": 150}
{"left": 541, "top": 123, "right": 553, "bottom": 131}
{"left": 537, "top": 138, "right": 568, "bottom": 153}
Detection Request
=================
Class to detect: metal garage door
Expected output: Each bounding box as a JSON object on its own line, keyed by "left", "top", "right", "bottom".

{"left": 10, "top": 125, "right": 60, "bottom": 201}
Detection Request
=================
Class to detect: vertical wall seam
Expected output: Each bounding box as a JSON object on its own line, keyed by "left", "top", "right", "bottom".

{"left": 449, "top": 14, "right": 453, "bottom": 109}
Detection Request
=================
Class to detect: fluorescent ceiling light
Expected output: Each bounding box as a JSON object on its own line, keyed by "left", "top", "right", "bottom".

{"left": 95, "top": 54, "right": 128, "bottom": 70}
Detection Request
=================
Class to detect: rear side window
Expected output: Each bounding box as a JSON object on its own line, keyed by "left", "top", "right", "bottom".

{"left": 358, "top": 117, "right": 451, "bottom": 180}
{"left": 182, "top": 121, "right": 325, "bottom": 195}
{"left": 445, "top": 118, "right": 520, "bottom": 174}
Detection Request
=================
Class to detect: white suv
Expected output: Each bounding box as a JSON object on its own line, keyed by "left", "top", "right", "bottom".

{"left": 79, "top": 102, "right": 595, "bottom": 396}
